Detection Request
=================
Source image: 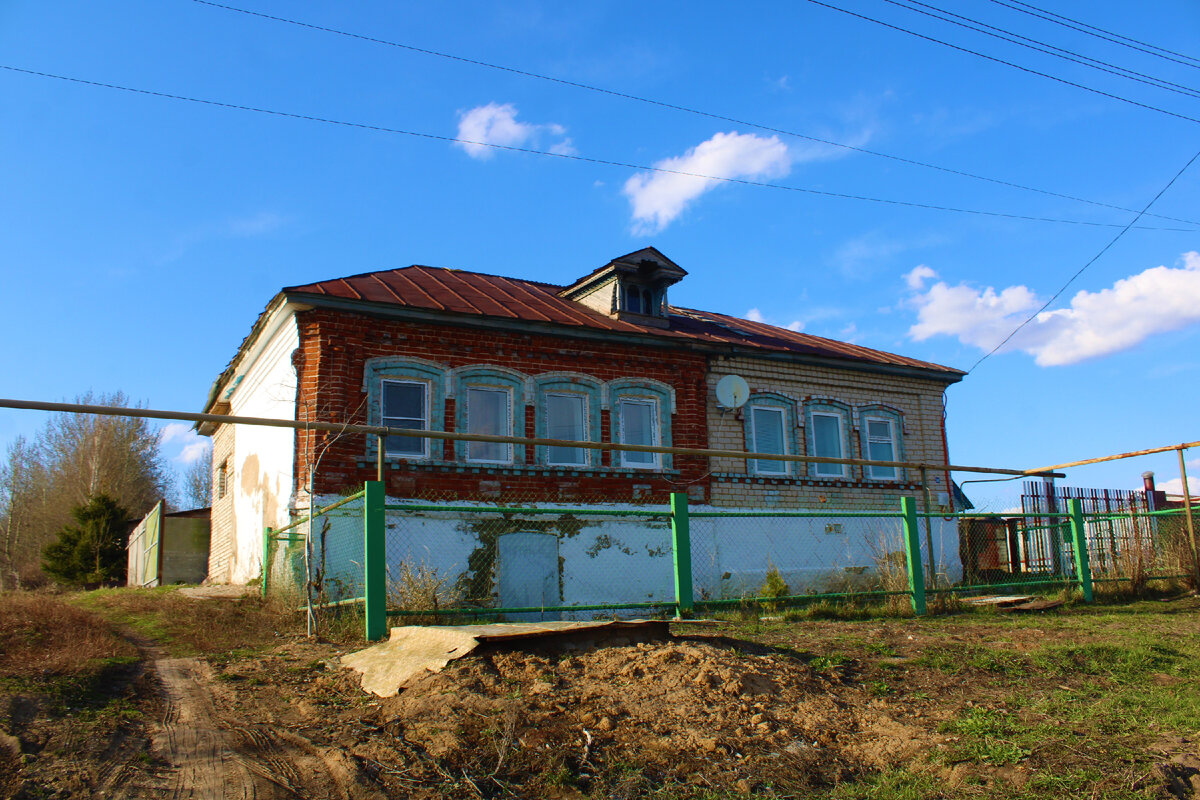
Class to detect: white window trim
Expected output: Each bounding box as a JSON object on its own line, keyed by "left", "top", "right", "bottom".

{"left": 545, "top": 391, "right": 589, "bottom": 467}
{"left": 748, "top": 405, "right": 789, "bottom": 476}
{"left": 863, "top": 415, "right": 900, "bottom": 481}
{"left": 811, "top": 411, "right": 847, "bottom": 478}
{"left": 617, "top": 397, "right": 660, "bottom": 470}
{"left": 466, "top": 386, "right": 513, "bottom": 464}
{"left": 381, "top": 378, "right": 431, "bottom": 459}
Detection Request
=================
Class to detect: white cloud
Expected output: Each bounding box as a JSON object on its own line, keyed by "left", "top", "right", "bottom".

{"left": 786, "top": 320, "right": 804, "bottom": 332}
{"left": 906, "top": 252, "right": 1200, "bottom": 366}
{"left": 454, "top": 103, "right": 572, "bottom": 160}
{"left": 1158, "top": 476, "right": 1200, "bottom": 496}
{"left": 904, "top": 264, "right": 937, "bottom": 290}
{"left": 161, "top": 423, "right": 209, "bottom": 464}
{"left": 746, "top": 308, "right": 767, "bottom": 323}
{"left": 623, "top": 131, "right": 792, "bottom": 234}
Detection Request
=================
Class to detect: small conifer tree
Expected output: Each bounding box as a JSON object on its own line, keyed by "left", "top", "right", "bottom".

{"left": 41, "top": 494, "right": 131, "bottom": 586}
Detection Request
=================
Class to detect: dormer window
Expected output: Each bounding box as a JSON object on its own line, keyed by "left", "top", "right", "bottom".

{"left": 559, "top": 247, "right": 687, "bottom": 330}
{"left": 624, "top": 285, "right": 655, "bottom": 315}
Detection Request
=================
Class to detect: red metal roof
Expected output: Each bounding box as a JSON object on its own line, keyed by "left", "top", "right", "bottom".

{"left": 285, "top": 265, "right": 963, "bottom": 377}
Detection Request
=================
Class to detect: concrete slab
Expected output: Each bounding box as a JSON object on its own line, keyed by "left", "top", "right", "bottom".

{"left": 963, "top": 595, "right": 1037, "bottom": 606}
{"left": 342, "top": 619, "right": 670, "bottom": 697}
{"left": 177, "top": 585, "right": 254, "bottom": 600}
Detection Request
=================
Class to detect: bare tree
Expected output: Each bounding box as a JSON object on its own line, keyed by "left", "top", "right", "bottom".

{"left": 0, "top": 391, "right": 169, "bottom": 586}
{"left": 181, "top": 442, "right": 213, "bottom": 509}
{"left": 0, "top": 437, "right": 46, "bottom": 589}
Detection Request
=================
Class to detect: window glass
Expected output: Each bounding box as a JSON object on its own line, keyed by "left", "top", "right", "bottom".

{"left": 619, "top": 398, "right": 657, "bottom": 467}
{"left": 382, "top": 380, "right": 427, "bottom": 457}
{"left": 750, "top": 406, "right": 787, "bottom": 474}
{"left": 812, "top": 413, "right": 844, "bottom": 476}
{"left": 546, "top": 393, "right": 586, "bottom": 465}
{"left": 467, "top": 387, "right": 510, "bottom": 462}
{"left": 625, "top": 285, "right": 642, "bottom": 313}
{"left": 866, "top": 419, "right": 897, "bottom": 479}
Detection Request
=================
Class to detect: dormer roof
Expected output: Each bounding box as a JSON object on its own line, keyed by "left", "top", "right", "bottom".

{"left": 558, "top": 247, "right": 687, "bottom": 301}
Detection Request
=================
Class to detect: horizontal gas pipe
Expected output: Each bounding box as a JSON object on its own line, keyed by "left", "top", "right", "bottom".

{"left": 0, "top": 397, "right": 1062, "bottom": 478}
{"left": 1027, "top": 440, "right": 1199, "bottom": 473}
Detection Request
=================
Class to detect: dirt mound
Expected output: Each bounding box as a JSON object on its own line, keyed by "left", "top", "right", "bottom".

{"left": 377, "top": 636, "right": 935, "bottom": 794}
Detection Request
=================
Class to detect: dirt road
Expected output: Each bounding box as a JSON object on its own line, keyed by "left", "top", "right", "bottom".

{"left": 137, "top": 655, "right": 378, "bottom": 800}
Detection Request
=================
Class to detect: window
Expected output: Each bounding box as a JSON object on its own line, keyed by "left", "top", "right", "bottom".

{"left": 811, "top": 413, "right": 844, "bottom": 476}
{"left": 216, "top": 460, "right": 228, "bottom": 499}
{"left": 608, "top": 378, "right": 674, "bottom": 470}
{"left": 545, "top": 392, "right": 587, "bottom": 465}
{"left": 452, "top": 365, "right": 527, "bottom": 464}
{"left": 466, "top": 386, "right": 511, "bottom": 463}
{"left": 748, "top": 406, "right": 788, "bottom": 475}
{"left": 363, "top": 357, "right": 447, "bottom": 462}
{"left": 805, "top": 401, "right": 851, "bottom": 479}
{"left": 381, "top": 379, "right": 428, "bottom": 458}
{"left": 623, "top": 284, "right": 655, "bottom": 315}
{"left": 618, "top": 397, "right": 659, "bottom": 468}
{"left": 534, "top": 373, "right": 601, "bottom": 467}
{"left": 859, "top": 406, "right": 904, "bottom": 481}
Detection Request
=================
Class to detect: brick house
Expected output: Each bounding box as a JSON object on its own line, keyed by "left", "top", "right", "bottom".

{"left": 199, "top": 247, "right": 964, "bottom": 588}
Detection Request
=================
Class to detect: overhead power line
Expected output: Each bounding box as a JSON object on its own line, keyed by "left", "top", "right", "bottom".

{"left": 797, "top": 0, "right": 1200, "bottom": 126}
{"left": 968, "top": 146, "right": 1200, "bottom": 373}
{"left": 883, "top": 0, "right": 1200, "bottom": 99}
{"left": 983, "top": 0, "right": 1200, "bottom": 71}
{"left": 190, "top": 0, "right": 1200, "bottom": 227}
{"left": 2, "top": 63, "right": 1193, "bottom": 233}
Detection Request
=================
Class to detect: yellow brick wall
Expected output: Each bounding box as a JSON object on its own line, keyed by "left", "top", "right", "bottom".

{"left": 706, "top": 354, "right": 955, "bottom": 512}
{"left": 206, "top": 423, "right": 236, "bottom": 582}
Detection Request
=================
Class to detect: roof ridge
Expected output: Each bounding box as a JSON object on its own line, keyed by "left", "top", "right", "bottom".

{"left": 286, "top": 264, "right": 566, "bottom": 293}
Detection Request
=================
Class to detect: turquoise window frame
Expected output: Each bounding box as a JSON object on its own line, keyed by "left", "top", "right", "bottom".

{"left": 804, "top": 399, "right": 852, "bottom": 479}
{"left": 363, "top": 358, "right": 447, "bottom": 461}
{"left": 859, "top": 405, "right": 906, "bottom": 482}
{"left": 453, "top": 366, "right": 528, "bottom": 464}
{"left": 742, "top": 392, "right": 798, "bottom": 476}
{"left": 608, "top": 378, "right": 674, "bottom": 470}
{"left": 533, "top": 373, "right": 602, "bottom": 467}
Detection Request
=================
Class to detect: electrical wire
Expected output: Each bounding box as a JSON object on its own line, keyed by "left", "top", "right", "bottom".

{"left": 797, "top": 0, "right": 1200, "bottom": 126}
{"left": 3, "top": 63, "right": 1192, "bottom": 232}
{"left": 190, "top": 0, "right": 1200, "bottom": 227}
{"left": 967, "top": 146, "right": 1200, "bottom": 373}
{"left": 983, "top": 0, "right": 1200, "bottom": 71}
{"left": 883, "top": 0, "right": 1200, "bottom": 99}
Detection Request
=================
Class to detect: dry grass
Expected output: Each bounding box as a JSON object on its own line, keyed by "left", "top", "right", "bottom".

{"left": 74, "top": 587, "right": 300, "bottom": 657}
{"left": 0, "top": 591, "right": 136, "bottom": 677}
{"left": 387, "top": 562, "right": 462, "bottom": 614}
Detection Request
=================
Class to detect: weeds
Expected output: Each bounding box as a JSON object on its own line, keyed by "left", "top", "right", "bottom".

{"left": 387, "top": 562, "right": 462, "bottom": 622}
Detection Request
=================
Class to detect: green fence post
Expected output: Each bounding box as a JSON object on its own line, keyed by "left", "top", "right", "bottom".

{"left": 364, "top": 481, "right": 387, "bottom": 641}
{"left": 261, "top": 526, "right": 271, "bottom": 599}
{"left": 1067, "top": 499, "right": 1093, "bottom": 603}
{"left": 670, "top": 492, "right": 694, "bottom": 617}
{"left": 901, "top": 497, "right": 926, "bottom": 616}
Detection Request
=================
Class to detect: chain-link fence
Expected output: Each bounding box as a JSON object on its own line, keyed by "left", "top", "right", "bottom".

{"left": 382, "top": 497, "right": 678, "bottom": 623}
{"left": 261, "top": 482, "right": 1197, "bottom": 640}
{"left": 262, "top": 491, "right": 366, "bottom": 606}
{"left": 957, "top": 506, "right": 1195, "bottom": 595}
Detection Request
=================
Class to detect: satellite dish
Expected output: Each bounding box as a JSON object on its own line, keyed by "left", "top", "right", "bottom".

{"left": 715, "top": 374, "right": 750, "bottom": 409}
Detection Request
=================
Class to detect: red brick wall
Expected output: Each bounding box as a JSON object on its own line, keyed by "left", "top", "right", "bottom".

{"left": 295, "top": 309, "right": 710, "bottom": 503}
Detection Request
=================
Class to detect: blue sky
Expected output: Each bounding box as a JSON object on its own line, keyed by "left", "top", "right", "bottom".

{"left": 2, "top": 0, "right": 1198, "bottom": 509}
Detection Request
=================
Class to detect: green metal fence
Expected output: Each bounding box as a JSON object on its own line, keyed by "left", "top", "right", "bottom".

{"left": 262, "top": 490, "right": 367, "bottom": 608}
{"left": 261, "top": 483, "right": 1197, "bottom": 641}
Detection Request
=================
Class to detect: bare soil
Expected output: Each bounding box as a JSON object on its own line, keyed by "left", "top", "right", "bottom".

{"left": 2, "top": 590, "right": 1199, "bottom": 798}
